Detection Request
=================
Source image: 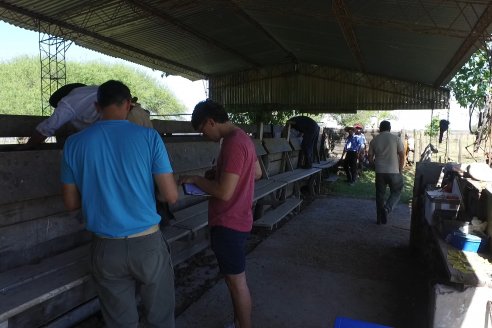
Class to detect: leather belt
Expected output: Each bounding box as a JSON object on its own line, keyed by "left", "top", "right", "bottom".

{"left": 96, "top": 224, "right": 159, "bottom": 239}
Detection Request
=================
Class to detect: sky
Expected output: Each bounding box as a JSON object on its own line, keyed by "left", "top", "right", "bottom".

{"left": 0, "top": 21, "right": 207, "bottom": 113}
{"left": 0, "top": 21, "right": 470, "bottom": 130}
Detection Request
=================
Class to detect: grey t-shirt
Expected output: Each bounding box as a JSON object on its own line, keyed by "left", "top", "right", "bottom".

{"left": 369, "top": 131, "right": 403, "bottom": 174}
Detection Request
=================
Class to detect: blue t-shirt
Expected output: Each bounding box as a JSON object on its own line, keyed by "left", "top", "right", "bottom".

{"left": 354, "top": 133, "right": 367, "bottom": 150}
{"left": 61, "top": 120, "right": 173, "bottom": 237}
{"left": 344, "top": 135, "right": 361, "bottom": 152}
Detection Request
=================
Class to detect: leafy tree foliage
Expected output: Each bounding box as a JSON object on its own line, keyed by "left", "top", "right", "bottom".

{"left": 448, "top": 48, "right": 490, "bottom": 111}
{"left": 228, "top": 110, "right": 322, "bottom": 125}
{"left": 424, "top": 117, "right": 440, "bottom": 137}
{"left": 447, "top": 47, "right": 491, "bottom": 133}
{"left": 0, "top": 56, "right": 187, "bottom": 116}
{"left": 330, "top": 110, "right": 394, "bottom": 129}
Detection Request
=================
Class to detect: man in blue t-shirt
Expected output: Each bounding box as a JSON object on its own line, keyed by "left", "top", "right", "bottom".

{"left": 341, "top": 126, "right": 362, "bottom": 184}
{"left": 61, "top": 80, "right": 178, "bottom": 327}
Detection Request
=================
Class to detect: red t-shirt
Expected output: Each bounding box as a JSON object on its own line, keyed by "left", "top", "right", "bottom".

{"left": 208, "top": 128, "right": 256, "bottom": 232}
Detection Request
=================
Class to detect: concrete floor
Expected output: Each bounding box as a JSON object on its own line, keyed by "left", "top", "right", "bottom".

{"left": 176, "top": 196, "right": 428, "bottom": 328}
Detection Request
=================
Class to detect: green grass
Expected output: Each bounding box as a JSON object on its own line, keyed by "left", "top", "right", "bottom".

{"left": 321, "top": 167, "right": 415, "bottom": 205}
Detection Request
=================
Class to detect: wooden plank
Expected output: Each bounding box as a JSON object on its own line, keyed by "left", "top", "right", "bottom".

{"left": 0, "top": 150, "right": 62, "bottom": 205}
{"left": 262, "top": 138, "right": 292, "bottom": 154}
{"left": 0, "top": 259, "right": 91, "bottom": 321}
{"left": 152, "top": 120, "right": 195, "bottom": 134}
{"left": 0, "top": 245, "right": 89, "bottom": 295}
{"left": 266, "top": 160, "right": 284, "bottom": 176}
{"left": 271, "top": 168, "right": 321, "bottom": 183}
{"left": 4, "top": 268, "right": 95, "bottom": 328}
{"left": 162, "top": 225, "right": 190, "bottom": 243}
{"left": 165, "top": 141, "right": 219, "bottom": 173}
{"left": 172, "top": 201, "right": 208, "bottom": 223}
{"left": 252, "top": 139, "right": 267, "bottom": 156}
{"left": 313, "top": 158, "right": 338, "bottom": 169}
{"left": 0, "top": 212, "right": 84, "bottom": 255}
{"left": 0, "top": 196, "right": 65, "bottom": 227}
{"left": 174, "top": 214, "right": 208, "bottom": 233}
{"left": 253, "top": 198, "right": 302, "bottom": 229}
{"left": 254, "top": 179, "right": 287, "bottom": 201}
{"left": 0, "top": 115, "right": 45, "bottom": 138}
{"left": 289, "top": 137, "right": 302, "bottom": 151}
{"left": 0, "top": 231, "right": 91, "bottom": 274}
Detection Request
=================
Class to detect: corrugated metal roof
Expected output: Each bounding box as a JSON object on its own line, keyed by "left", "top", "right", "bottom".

{"left": 209, "top": 63, "right": 450, "bottom": 113}
{"left": 1, "top": 0, "right": 491, "bottom": 111}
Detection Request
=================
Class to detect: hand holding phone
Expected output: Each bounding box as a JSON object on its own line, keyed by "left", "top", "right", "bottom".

{"left": 182, "top": 183, "right": 209, "bottom": 196}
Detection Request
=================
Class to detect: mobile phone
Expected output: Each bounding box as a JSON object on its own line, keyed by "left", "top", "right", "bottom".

{"left": 182, "top": 183, "right": 209, "bottom": 196}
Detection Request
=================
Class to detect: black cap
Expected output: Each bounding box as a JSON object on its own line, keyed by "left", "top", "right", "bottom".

{"left": 49, "top": 83, "right": 86, "bottom": 107}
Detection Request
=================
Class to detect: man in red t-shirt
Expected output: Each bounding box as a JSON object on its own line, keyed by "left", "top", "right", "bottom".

{"left": 179, "top": 100, "right": 261, "bottom": 328}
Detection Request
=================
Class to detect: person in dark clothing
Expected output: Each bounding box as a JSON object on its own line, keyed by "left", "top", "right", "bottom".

{"left": 287, "top": 116, "right": 320, "bottom": 169}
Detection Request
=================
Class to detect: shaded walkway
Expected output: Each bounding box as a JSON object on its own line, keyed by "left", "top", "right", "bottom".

{"left": 176, "top": 196, "right": 428, "bottom": 328}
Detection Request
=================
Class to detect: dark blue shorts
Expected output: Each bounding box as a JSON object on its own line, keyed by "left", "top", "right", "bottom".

{"left": 210, "top": 226, "right": 249, "bottom": 275}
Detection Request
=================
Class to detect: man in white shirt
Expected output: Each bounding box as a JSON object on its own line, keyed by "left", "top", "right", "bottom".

{"left": 368, "top": 120, "right": 405, "bottom": 224}
{"left": 27, "top": 83, "right": 152, "bottom": 147}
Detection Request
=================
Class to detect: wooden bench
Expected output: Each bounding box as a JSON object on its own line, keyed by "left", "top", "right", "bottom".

{"left": 252, "top": 138, "right": 318, "bottom": 229}
{"left": 163, "top": 140, "right": 220, "bottom": 264}
{"left": 263, "top": 137, "right": 321, "bottom": 193}
{"left": 0, "top": 117, "right": 313, "bottom": 325}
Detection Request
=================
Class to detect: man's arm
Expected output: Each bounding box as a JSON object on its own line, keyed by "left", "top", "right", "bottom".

{"left": 398, "top": 150, "right": 405, "bottom": 173}
{"left": 180, "top": 172, "right": 240, "bottom": 202}
{"left": 28, "top": 104, "right": 76, "bottom": 146}
{"left": 62, "top": 184, "right": 81, "bottom": 211}
{"left": 255, "top": 159, "right": 262, "bottom": 180}
{"left": 154, "top": 173, "right": 179, "bottom": 204}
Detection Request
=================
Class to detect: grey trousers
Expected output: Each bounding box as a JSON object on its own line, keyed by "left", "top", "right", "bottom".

{"left": 90, "top": 231, "right": 175, "bottom": 328}
{"left": 375, "top": 173, "right": 404, "bottom": 222}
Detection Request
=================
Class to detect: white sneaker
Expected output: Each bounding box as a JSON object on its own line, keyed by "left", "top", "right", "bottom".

{"left": 223, "top": 322, "right": 236, "bottom": 328}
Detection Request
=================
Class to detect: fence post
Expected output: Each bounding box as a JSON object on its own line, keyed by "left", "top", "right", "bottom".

{"left": 418, "top": 131, "right": 423, "bottom": 162}
{"left": 413, "top": 129, "right": 416, "bottom": 163}
{"left": 458, "top": 136, "right": 462, "bottom": 163}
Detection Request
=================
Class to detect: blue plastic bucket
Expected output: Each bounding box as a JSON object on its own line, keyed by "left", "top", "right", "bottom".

{"left": 450, "top": 232, "right": 482, "bottom": 252}
{"left": 334, "top": 317, "right": 392, "bottom": 328}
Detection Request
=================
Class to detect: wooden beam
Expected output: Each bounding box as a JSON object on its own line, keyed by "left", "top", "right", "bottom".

{"left": 0, "top": 196, "right": 65, "bottom": 228}
{"left": 0, "top": 212, "right": 83, "bottom": 255}
{"left": 151, "top": 120, "right": 195, "bottom": 134}
{"left": 0, "top": 150, "right": 62, "bottom": 205}
{"left": 332, "top": 0, "right": 366, "bottom": 72}
{"left": 0, "top": 115, "right": 45, "bottom": 138}
{"left": 165, "top": 141, "right": 219, "bottom": 173}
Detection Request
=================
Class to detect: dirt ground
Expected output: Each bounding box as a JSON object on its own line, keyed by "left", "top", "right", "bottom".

{"left": 176, "top": 195, "right": 429, "bottom": 328}
{"left": 75, "top": 193, "right": 429, "bottom": 328}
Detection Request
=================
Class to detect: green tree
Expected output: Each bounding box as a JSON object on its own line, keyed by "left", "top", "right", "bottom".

{"left": 447, "top": 47, "right": 491, "bottom": 133}
{"left": 0, "top": 56, "right": 187, "bottom": 116}
{"left": 329, "top": 110, "right": 394, "bottom": 128}
{"left": 228, "top": 110, "right": 322, "bottom": 125}
{"left": 424, "top": 117, "right": 440, "bottom": 137}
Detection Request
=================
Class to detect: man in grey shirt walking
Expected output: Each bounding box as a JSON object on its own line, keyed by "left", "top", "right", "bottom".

{"left": 368, "top": 120, "right": 405, "bottom": 224}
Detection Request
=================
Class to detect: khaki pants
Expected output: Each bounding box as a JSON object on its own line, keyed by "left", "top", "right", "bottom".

{"left": 90, "top": 231, "right": 175, "bottom": 328}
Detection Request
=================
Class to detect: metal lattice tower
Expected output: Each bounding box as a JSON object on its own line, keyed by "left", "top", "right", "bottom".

{"left": 39, "top": 23, "right": 72, "bottom": 116}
